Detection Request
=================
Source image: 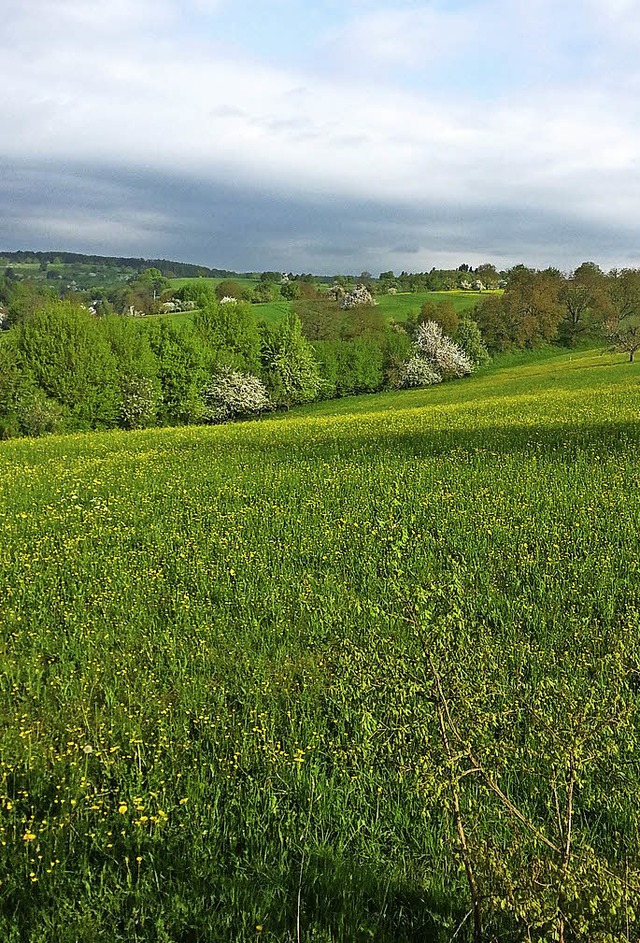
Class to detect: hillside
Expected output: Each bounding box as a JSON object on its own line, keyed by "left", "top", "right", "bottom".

{"left": 1, "top": 348, "right": 639, "bottom": 941}
{"left": 0, "top": 250, "right": 245, "bottom": 280}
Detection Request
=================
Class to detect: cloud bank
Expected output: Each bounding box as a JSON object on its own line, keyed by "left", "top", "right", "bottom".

{"left": 2, "top": 0, "right": 640, "bottom": 272}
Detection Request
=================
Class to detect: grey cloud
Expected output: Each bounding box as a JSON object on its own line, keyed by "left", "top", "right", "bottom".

{"left": 2, "top": 160, "right": 638, "bottom": 274}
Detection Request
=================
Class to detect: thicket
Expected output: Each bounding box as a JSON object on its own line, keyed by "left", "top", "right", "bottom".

{"left": 471, "top": 262, "right": 640, "bottom": 355}
{"left": 0, "top": 282, "right": 486, "bottom": 438}
{"left": 2, "top": 260, "right": 636, "bottom": 439}
{"left": 0, "top": 287, "right": 323, "bottom": 436}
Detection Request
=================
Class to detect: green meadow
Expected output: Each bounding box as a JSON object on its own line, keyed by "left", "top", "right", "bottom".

{"left": 168, "top": 277, "right": 259, "bottom": 292}
{"left": 249, "top": 299, "right": 294, "bottom": 324}
{"left": 374, "top": 289, "right": 490, "bottom": 321}
{"left": 156, "top": 288, "right": 489, "bottom": 330}
{"left": 1, "top": 348, "right": 639, "bottom": 941}
{"left": 257, "top": 289, "right": 488, "bottom": 325}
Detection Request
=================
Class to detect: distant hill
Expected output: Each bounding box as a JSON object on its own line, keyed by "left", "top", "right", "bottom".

{"left": 0, "top": 250, "right": 247, "bottom": 280}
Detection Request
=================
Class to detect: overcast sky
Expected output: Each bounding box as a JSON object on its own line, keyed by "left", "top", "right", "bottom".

{"left": 2, "top": 0, "right": 640, "bottom": 274}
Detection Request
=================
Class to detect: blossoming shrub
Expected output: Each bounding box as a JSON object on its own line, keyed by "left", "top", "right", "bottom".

{"left": 119, "top": 375, "right": 158, "bottom": 430}
{"left": 16, "top": 388, "right": 63, "bottom": 436}
{"left": 396, "top": 320, "right": 474, "bottom": 388}
{"left": 340, "top": 285, "right": 377, "bottom": 309}
{"left": 397, "top": 356, "right": 443, "bottom": 388}
{"left": 201, "top": 369, "right": 271, "bottom": 423}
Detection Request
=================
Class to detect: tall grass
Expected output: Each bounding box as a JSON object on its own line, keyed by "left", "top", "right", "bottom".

{"left": 0, "top": 348, "right": 638, "bottom": 941}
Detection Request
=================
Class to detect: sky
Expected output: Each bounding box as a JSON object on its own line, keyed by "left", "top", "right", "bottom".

{"left": 2, "top": 0, "right": 640, "bottom": 274}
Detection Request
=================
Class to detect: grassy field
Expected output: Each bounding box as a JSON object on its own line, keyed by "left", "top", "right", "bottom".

{"left": 154, "top": 288, "right": 490, "bottom": 330}
{"left": 260, "top": 289, "right": 491, "bottom": 324}
{"left": 1, "top": 348, "right": 639, "bottom": 941}
{"left": 168, "top": 277, "right": 258, "bottom": 291}
{"left": 144, "top": 310, "right": 198, "bottom": 329}
{"left": 250, "top": 299, "right": 293, "bottom": 324}
{"left": 0, "top": 262, "right": 41, "bottom": 273}
{"left": 146, "top": 301, "right": 287, "bottom": 330}
{"left": 374, "top": 289, "right": 490, "bottom": 321}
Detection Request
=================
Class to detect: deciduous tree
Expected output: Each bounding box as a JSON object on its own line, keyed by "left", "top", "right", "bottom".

{"left": 201, "top": 368, "right": 271, "bottom": 422}
{"left": 558, "top": 262, "right": 606, "bottom": 346}
{"left": 603, "top": 268, "right": 640, "bottom": 361}
{"left": 214, "top": 279, "right": 246, "bottom": 302}
{"left": 261, "top": 312, "right": 322, "bottom": 406}
{"left": 17, "top": 300, "right": 119, "bottom": 428}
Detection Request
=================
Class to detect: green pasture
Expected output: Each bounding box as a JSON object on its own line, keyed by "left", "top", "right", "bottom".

{"left": 1, "top": 262, "right": 40, "bottom": 271}
{"left": 291, "top": 343, "right": 613, "bottom": 418}
{"left": 374, "top": 289, "right": 491, "bottom": 321}
{"left": 124, "top": 276, "right": 501, "bottom": 338}
{"left": 251, "top": 299, "right": 294, "bottom": 324}
{"left": 1, "top": 348, "right": 639, "bottom": 941}
{"left": 144, "top": 310, "right": 198, "bottom": 329}
{"left": 141, "top": 302, "right": 287, "bottom": 330}
{"left": 168, "top": 276, "right": 258, "bottom": 291}
{"left": 152, "top": 287, "right": 492, "bottom": 330}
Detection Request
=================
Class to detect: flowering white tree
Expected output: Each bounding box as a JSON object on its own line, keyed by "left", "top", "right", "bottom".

{"left": 326, "top": 284, "right": 346, "bottom": 302}
{"left": 398, "top": 356, "right": 443, "bottom": 388}
{"left": 201, "top": 369, "right": 271, "bottom": 423}
{"left": 340, "top": 284, "right": 377, "bottom": 309}
{"left": 397, "top": 321, "right": 473, "bottom": 388}
{"left": 413, "top": 321, "right": 474, "bottom": 378}
{"left": 119, "top": 375, "right": 158, "bottom": 429}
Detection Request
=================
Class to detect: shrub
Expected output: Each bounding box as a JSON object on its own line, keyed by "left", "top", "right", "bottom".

{"left": 16, "top": 300, "right": 119, "bottom": 429}
{"left": 309, "top": 340, "right": 340, "bottom": 398}
{"left": 396, "top": 321, "right": 473, "bottom": 389}
{"left": 456, "top": 318, "right": 491, "bottom": 366}
{"left": 397, "top": 356, "right": 443, "bottom": 388}
{"left": 193, "top": 298, "right": 262, "bottom": 375}
{"left": 419, "top": 299, "right": 459, "bottom": 338}
{"left": 413, "top": 321, "right": 474, "bottom": 379}
{"left": 261, "top": 313, "right": 322, "bottom": 406}
{"left": 335, "top": 337, "right": 385, "bottom": 394}
{"left": 119, "top": 375, "right": 158, "bottom": 430}
{"left": 214, "top": 279, "right": 247, "bottom": 302}
{"left": 381, "top": 326, "right": 413, "bottom": 387}
{"left": 99, "top": 315, "right": 161, "bottom": 429}
{"left": 0, "top": 340, "right": 20, "bottom": 421}
{"left": 145, "top": 319, "right": 207, "bottom": 425}
{"left": 17, "top": 388, "right": 64, "bottom": 437}
{"left": 340, "top": 285, "right": 377, "bottom": 309}
{"left": 201, "top": 369, "right": 271, "bottom": 423}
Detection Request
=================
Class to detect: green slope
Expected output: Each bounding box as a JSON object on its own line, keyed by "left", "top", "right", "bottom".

{"left": 1, "top": 348, "right": 639, "bottom": 941}
{"left": 157, "top": 285, "right": 491, "bottom": 328}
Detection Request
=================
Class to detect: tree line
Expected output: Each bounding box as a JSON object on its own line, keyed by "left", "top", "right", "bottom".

{"left": 0, "top": 261, "right": 638, "bottom": 439}
{"left": 0, "top": 279, "right": 487, "bottom": 438}
{"left": 0, "top": 251, "right": 240, "bottom": 280}
{"left": 474, "top": 262, "right": 640, "bottom": 358}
